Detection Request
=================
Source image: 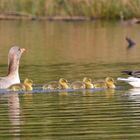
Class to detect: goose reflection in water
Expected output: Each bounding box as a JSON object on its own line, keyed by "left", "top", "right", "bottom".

{"left": 8, "top": 93, "right": 21, "bottom": 136}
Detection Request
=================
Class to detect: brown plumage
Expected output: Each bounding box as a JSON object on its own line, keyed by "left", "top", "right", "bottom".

{"left": 0, "top": 46, "right": 25, "bottom": 89}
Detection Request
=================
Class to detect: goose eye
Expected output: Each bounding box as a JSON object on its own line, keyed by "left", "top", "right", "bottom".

{"left": 18, "top": 48, "right": 21, "bottom": 52}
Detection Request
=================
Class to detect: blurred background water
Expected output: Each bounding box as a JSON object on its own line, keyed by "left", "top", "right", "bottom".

{"left": 0, "top": 20, "right": 140, "bottom": 139}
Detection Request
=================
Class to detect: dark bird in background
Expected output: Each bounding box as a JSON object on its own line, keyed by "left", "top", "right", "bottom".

{"left": 122, "top": 70, "right": 140, "bottom": 78}
{"left": 125, "top": 37, "right": 136, "bottom": 49}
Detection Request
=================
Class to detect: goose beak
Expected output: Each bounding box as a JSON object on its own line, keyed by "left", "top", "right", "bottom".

{"left": 21, "top": 48, "right": 26, "bottom": 53}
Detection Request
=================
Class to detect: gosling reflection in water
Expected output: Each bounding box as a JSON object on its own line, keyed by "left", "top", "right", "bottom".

{"left": 23, "top": 93, "right": 33, "bottom": 106}
{"left": 105, "top": 89, "right": 115, "bottom": 98}
{"left": 58, "top": 92, "right": 68, "bottom": 96}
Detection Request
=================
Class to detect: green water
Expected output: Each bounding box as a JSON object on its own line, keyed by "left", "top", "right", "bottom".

{"left": 0, "top": 20, "right": 140, "bottom": 139}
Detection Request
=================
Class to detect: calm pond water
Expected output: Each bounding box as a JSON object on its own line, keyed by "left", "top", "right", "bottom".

{"left": 0, "top": 20, "right": 140, "bottom": 139}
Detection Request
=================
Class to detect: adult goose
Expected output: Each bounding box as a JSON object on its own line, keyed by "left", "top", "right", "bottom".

{"left": 117, "top": 70, "right": 140, "bottom": 88}
{"left": 0, "top": 46, "right": 25, "bottom": 89}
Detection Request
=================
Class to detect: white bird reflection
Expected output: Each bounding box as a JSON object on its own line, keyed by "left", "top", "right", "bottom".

{"left": 126, "top": 88, "right": 140, "bottom": 102}
{"left": 128, "top": 88, "right": 140, "bottom": 95}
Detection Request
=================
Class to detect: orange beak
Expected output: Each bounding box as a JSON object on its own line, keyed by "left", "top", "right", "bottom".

{"left": 21, "top": 48, "right": 26, "bottom": 53}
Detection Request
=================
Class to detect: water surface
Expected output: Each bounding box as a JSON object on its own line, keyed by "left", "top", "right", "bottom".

{"left": 0, "top": 20, "right": 140, "bottom": 139}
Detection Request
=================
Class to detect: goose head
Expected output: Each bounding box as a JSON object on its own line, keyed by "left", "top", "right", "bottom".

{"left": 7, "top": 46, "right": 25, "bottom": 76}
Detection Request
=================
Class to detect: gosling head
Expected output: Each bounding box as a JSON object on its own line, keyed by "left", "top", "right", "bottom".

{"left": 24, "top": 78, "right": 33, "bottom": 86}
{"left": 105, "top": 77, "right": 116, "bottom": 88}
{"left": 59, "top": 78, "right": 69, "bottom": 89}
{"left": 83, "top": 77, "right": 92, "bottom": 83}
{"left": 83, "top": 77, "right": 94, "bottom": 88}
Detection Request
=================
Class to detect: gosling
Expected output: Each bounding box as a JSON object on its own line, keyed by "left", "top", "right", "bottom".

{"left": 43, "top": 78, "right": 70, "bottom": 90}
{"left": 94, "top": 77, "right": 116, "bottom": 89}
{"left": 9, "top": 78, "right": 33, "bottom": 91}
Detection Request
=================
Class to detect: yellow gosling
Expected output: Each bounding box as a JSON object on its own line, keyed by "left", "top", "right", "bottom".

{"left": 43, "top": 81, "right": 59, "bottom": 90}
{"left": 105, "top": 77, "right": 116, "bottom": 89}
{"left": 23, "top": 78, "right": 33, "bottom": 91}
{"left": 71, "top": 81, "right": 85, "bottom": 89}
{"left": 59, "top": 78, "right": 70, "bottom": 89}
{"left": 9, "top": 78, "right": 33, "bottom": 91}
{"left": 94, "top": 77, "right": 116, "bottom": 89}
{"left": 9, "top": 84, "right": 26, "bottom": 91}
{"left": 43, "top": 78, "right": 69, "bottom": 90}
{"left": 93, "top": 80, "right": 106, "bottom": 88}
{"left": 83, "top": 77, "right": 94, "bottom": 89}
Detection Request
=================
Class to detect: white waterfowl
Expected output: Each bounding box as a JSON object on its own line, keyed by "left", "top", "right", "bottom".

{"left": 0, "top": 46, "right": 25, "bottom": 89}
{"left": 117, "top": 77, "right": 140, "bottom": 88}
{"left": 117, "top": 70, "right": 140, "bottom": 87}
